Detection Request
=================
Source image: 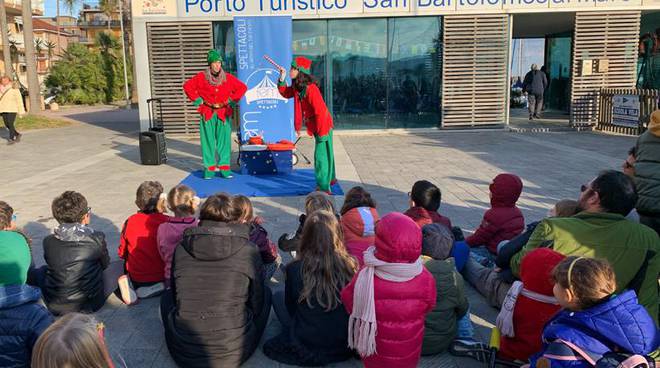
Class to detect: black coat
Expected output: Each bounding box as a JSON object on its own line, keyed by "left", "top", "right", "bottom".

{"left": 522, "top": 70, "right": 548, "bottom": 95}
{"left": 164, "top": 221, "right": 270, "bottom": 368}
{"left": 278, "top": 214, "right": 306, "bottom": 252}
{"left": 495, "top": 221, "right": 540, "bottom": 283}
{"left": 263, "top": 261, "right": 354, "bottom": 366}
{"left": 42, "top": 230, "right": 110, "bottom": 315}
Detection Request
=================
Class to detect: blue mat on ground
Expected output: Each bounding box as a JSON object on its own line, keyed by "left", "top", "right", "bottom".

{"left": 180, "top": 169, "right": 344, "bottom": 198}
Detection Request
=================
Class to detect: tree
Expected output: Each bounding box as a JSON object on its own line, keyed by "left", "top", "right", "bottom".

{"left": 46, "top": 43, "right": 106, "bottom": 104}
{"left": 34, "top": 38, "right": 44, "bottom": 58}
{"left": 100, "top": 0, "right": 117, "bottom": 31}
{"left": 22, "top": 0, "right": 40, "bottom": 112}
{"left": 0, "top": 0, "right": 12, "bottom": 77}
{"left": 45, "top": 40, "right": 56, "bottom": 69}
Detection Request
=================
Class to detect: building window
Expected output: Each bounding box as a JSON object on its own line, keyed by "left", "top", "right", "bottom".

{"left": 212, "top": 16, "right": 443, "bottom": 130}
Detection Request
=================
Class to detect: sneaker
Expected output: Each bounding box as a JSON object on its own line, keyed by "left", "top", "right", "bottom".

{"left": 136, "top": 282, "right": 165, "bottom": 299}
{"left": 7, "top": 138, "right": 15, "bottom": 145}
{"left": 14, "top": 133, "right": 21, "bottom": 142}
{"left": 117, "top": 275, "right": 138, "bottom": 305}
{"left": 449, "top": 339, "right": 491, "bottom": 363}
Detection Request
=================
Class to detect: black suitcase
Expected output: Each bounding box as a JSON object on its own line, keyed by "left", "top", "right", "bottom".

{"left": 140, "top": 98, "right": 167, "bottom": 165}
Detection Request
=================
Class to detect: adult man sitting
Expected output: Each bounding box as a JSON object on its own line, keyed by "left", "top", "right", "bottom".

{"left": 464, "top": 171, "right": 659, "bottom": 324}
{"left": 511, "top": 170, "right": 659, "bottom": 323}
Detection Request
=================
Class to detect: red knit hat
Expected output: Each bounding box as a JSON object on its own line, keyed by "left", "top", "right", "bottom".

{"left": 520, "top": 248, "right": 565, "bottom": 296}
{"left": 292, "top": 56, "right": 312, "bottom": 74}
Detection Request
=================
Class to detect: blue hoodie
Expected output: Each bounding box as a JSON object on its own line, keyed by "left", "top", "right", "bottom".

{"left": 530, "top": 290, "right": 659, "bottom": 368}
{"left": 0, "top": 285, "right": 53, "bottom": 368}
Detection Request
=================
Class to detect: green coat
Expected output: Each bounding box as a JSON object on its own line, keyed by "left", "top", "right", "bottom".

{"left": 510, "top": 212, "right": 660, "bottom": 324}
{"left": 635, "top": 128, "right": 660, "bottom": 216}
{"left": 422, "top": 257, "right": 469, "bottom": 355}
{"left": 0, "top": 231, "right": 31, "bottom": 286}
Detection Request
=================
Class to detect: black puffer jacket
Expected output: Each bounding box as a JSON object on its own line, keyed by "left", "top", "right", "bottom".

{"left": 164, "top": 221, "right": 270, "bottom": 368}
{"left": 42, "top": 224, "right": 110, "bottom": 315}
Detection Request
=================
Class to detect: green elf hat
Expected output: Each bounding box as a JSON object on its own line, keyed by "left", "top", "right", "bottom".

{"left": 207, "top": 49, "right": 222, "bottom": 64}
{"left": 291, "top": 56, "right": 312, "bottom": 75}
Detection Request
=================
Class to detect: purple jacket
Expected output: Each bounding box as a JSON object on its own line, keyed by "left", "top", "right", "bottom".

{"left": 249, "top": 223, "right": 278, "bottom": 264}
{"left": 157, "top": 217, "right": 198, "bottom": 282}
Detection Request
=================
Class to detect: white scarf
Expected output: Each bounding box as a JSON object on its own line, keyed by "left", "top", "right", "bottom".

{"left": 496, "top": 280, "right": 559, "bottom": 338}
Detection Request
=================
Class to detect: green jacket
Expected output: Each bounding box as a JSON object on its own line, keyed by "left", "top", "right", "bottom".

{"left": 635, "top": 128, "right": 660, "bottom": 216}
{"left": 422, "top": 257, "right": 469, "bottom": 355}
{"left": 0, "top": 231, "right": 31, "bottom": 286}
{"left": 511, "top": 212, "right": 660, "bottom": 324}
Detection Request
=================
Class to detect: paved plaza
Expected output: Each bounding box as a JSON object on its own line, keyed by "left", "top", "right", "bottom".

{"left": 0, "top": 107, "right": 636, "bottom": 367}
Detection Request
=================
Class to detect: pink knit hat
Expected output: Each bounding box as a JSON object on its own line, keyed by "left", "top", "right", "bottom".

{"left": 374, "top": 212, "right": 422, "bottom": 264}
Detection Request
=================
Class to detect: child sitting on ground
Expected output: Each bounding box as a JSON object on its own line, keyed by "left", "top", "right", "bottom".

{"left": 339, "top": 186, "right": 379, "bottom": 265}
{"left": 234, "top": 195, "right": 281, "bottom": 280}
{"left": 118, "top": 181, "right": 170, "bottom": 299}
{"left": 279, "top": 191, "right": 336, "bottom": 253}
{"left": 31, "top": 313, "right": 114, "bottom": 368}
{"left": 467, "top": 173, "right": 525, "bottom": 265}
{"left": 0, "top": 201, "right": 54, "bottom": 368}
{"left": 419, "top": 220, "right": 471, "bottom": 356}
{"left": 157, "top": 185, "right": 199, "bottom": 288}
{"left": 341, "top": 213, "right": 436, "bottom": 368}
{"left": 404, "top": 180, "right": 452, "bottom": 229}
{"left": 527, "top": 257, "right": 659, "bottom": 368}
{"left": 496, "top": 248, "right": 565, "bottom": 362}
{"left": 38, "top": 191, "right": 126, "bottom": 314}
{"left": 495, "top": 199, "right": 578, "bottom": 283}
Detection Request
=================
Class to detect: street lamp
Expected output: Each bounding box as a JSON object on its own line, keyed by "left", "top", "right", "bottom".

{"left": 119, "top": 0, "right": 130, "bottom": 109}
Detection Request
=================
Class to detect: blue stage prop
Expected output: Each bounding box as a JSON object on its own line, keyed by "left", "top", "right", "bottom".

{"left": 180, "top": 169, "right": 343, "bottom": 198}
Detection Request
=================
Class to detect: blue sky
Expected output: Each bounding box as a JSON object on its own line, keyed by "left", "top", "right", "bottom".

{"left": 44, "top": 0, "right": 82, "bottom": 17}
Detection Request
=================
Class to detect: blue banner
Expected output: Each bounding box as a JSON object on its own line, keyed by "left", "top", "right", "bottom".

{"left": 234, "top": 16, "right": 294, "bottom": 144}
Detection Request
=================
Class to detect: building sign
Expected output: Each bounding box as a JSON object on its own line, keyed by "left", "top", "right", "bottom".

{"left": 175, "top": 0, "right": 644, "bottom": 18}
{"left": 142, "top": 0, "right": 169, "bottom": 14}
{"left": 612, "top": 95, "right": 640, "bottom": 128}
{"left": 234, "top": 16, "right": 294, "bottom": 143}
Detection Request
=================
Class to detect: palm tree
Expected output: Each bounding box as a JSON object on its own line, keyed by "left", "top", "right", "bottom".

{"left": 34, "top": 38, "right": 44, "bottom": 58}
{"left": 45, "top": 40, "right": 56, "bottom": 70}
{"left": 22, "top": 0, "right": 41, "bottom": 112}
{"left": 0, "top": 0, "right": 12, "bottom": 76}
{"left": 100, "top": 0, "right": 117, "bottom": 32}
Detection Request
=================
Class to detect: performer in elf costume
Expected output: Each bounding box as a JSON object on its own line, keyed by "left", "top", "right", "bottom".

{"left": 278, "top": 56, "right": 336, "bottom": 193}
{"left": 183, "top": 50, "right": 247, "bottom": 179}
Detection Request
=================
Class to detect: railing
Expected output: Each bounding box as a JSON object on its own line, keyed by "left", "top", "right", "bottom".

{"left": 597, "top": 88, "right": 660, "bottom": 135}
{"left": 78, "top": 20, "right": 121, "bottom": 27}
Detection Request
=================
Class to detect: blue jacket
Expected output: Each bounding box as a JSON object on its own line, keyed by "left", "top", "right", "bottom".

{"left": 530, "top": 290, "right": 659, "bottom": 368}
{"left": 0, "top": 285, "right": 53, "bottom": 368}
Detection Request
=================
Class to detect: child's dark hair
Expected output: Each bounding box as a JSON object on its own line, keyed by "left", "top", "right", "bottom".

{"left": 136, "top": 181, "right": 166, "bottom": 214}
{"left": 340, "top": 186, "right": 376, "bottom": 215}
{"left": 199, "top": 193, "right": 241, "bottom": 222}
{"left": 233, "top": 195, "right": 254, "bottom": 223}
{"left": 410, "top": 180, "right": 441, "bottom": 212}
{"left": 0, "top": 201, "right": 14, "bottom": 229}
{"left": 552, "top": 256, "right": 617, "bottom": 310}
{"left": 52, "top": 191, "right": 89, "bottom": 224}
{"left": 554, "top": 199, "right": 579, "bottom": 217}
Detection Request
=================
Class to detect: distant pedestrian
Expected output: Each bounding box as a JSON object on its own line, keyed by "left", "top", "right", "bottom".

{"left": 522, "top": 64, "right": 548, "bottom": 120}
{"left": 0, "top": 76, "right": 25, "bottom": 144}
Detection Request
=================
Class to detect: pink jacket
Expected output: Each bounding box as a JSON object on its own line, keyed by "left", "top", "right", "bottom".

{"left": 157, "top": 217, "right": 198, "bottom": 284}
{"left": 341, "top": 207, "right": 379, "bottom": 266}
{"left": 341, "top": 213, "right": 436, "bottom": 368}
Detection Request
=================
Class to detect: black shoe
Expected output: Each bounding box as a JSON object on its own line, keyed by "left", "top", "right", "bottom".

{"left": 7, "top": 138, "right": 15, "bottom": 145}
{"left": 533, "top": 114, "right": 540, "bottom": 119}
{"left": 529, "top": 116, "right": 534, "bottom": 120}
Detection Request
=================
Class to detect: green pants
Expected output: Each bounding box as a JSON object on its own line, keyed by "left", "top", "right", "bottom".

{"left": 199, "top": 115, "right": 232, "bottom": 178}
{"left": 314, "top": 130, "right": 336, "bottom": 192}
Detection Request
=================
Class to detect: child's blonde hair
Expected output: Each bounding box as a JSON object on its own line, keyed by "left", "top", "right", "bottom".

{"left": 31, "top": 313, "right": 113, "bottom": 368}
{"left": 135, "top": 181, "right": 166, "bottom": 214}
{"left": 233, "top": 195, "right": 254, "bottom": 223}
{"left": 554, "top": 199, "right": 579, "bottom": 217}
{"left": 305, "top": 192, "right": 335, "bottom": 216}
{"left": 167, "top": 185, "right": 198, "bottom": 217}
{"left": 552, "top": 256, "right": 617, "bottom": 310}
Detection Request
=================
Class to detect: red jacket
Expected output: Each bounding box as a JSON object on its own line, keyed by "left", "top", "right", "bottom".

{"left": 499, "top": 248, "right": 564, "bottom": 361}
{"left": 341, "top": 213, "right": 436, "bottom": 368}
{"left": 183, "top": 71, "right": 247, "bottom": 122}
{"left": 341, "top": 207, "right": 379, "bottom": 266}
{"left": 466, "top": 173, "right": 525, "bottom": 253}
{"left": 404, "top": 207, "right": 452, "bottom": 230}
{"left": 278, "top": 82, "right": 332, "bottom": 137}
{"left": 118, "top": 212, "right": 170, "bottom": 283}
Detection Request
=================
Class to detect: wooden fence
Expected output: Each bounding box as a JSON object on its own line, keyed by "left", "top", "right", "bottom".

{"left": 597, "top": 88, "right": 659, "bottom": 135}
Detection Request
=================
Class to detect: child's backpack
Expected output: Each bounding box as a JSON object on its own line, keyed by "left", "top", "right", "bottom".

{"left": 595, "top": 353, "right": 655, "bottom": 368}
{"left": 543, "top": 340, "right": 656, "bottom": 368}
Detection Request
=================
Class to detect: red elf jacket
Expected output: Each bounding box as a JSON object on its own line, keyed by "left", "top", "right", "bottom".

{"left": 183, "top": 71, "right": 247, "bottom": 122}
{"left": 278, "top": 82, "right": 332, "bottom": 137}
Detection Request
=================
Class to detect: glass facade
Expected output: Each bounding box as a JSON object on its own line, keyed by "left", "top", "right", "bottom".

{"left": 544, "top": 36, "right": 571, "bottom": 112}
{"left": 213, "top": 17, "right": 443, "bottom": 130}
